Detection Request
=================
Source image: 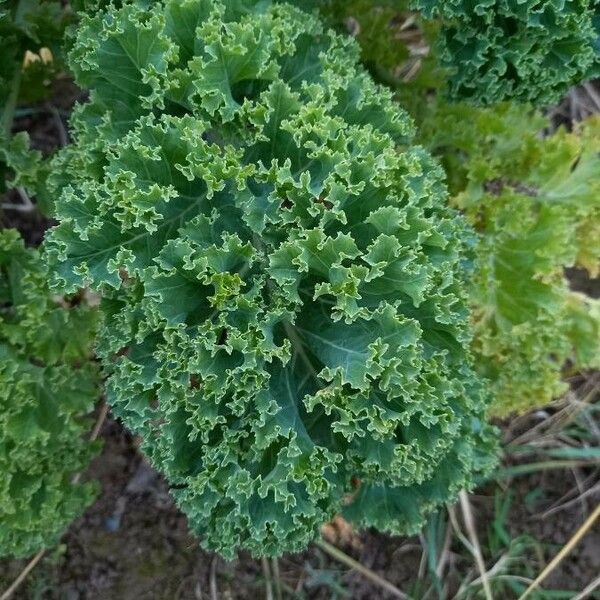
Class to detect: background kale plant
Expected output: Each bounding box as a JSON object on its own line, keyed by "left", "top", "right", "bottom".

{"left": 414, "top": 0, "right": 600, "bottom": 105}
{"left": 420, "top": 104, "right": 600, "bottom": 415}
{"left": 0, "top": 229, "right": 100, "bottom": 558}
{"left": 0, "top": 0, "right": 72, "bottom": 115}
{"left": 46, "top": 0, "right": 497, "bottom": 558}
{"left": 0, "top": 0, "right": 81, "bottom": 213}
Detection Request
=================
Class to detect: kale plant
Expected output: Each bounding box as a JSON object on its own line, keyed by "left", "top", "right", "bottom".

{"left": 0, "top": 0, "right": 70, "bottom": 113}
{"left": 47, "top": 0, "right": 497, "bottom": 557}
{"left": 0, "top": 0, "right": 79, "bottom": 211}
{"left": 0, "top": 229, "right": 99, "bottom": 558}
{"left": 415, "top": 0, "right": 600, "bottom": 105}
{"left": 421, "top": 104, "right": 600, "bottom": 415}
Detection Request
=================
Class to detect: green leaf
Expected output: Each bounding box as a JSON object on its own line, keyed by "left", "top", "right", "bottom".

{"left": 0, "top": 230, "right": 100, "bottom": 558}
{"left": 421, "top": 102, "right": 600, "bottom": 416}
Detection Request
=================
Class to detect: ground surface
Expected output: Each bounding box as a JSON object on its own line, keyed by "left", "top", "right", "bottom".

{"left": 1, "top": 411, "right": 599, "bottom": 599}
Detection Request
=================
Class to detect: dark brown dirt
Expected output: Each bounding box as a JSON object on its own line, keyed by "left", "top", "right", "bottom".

{"left": 511, "top": 470, "right": 600, "bottom": 591}
{"left": 0, "top": 414, "right": 427, "bottom": 600}
{"left": 2, "top": 411, "right": 599, "bottom": 600}
{"left": 73, "top": 416, "right": 422, "bottom": 599}
{"left": 474, "top": 466, "right": 600, "bottom": 593}
{"left": 12, "top": 77, "right": 84, "bottom": 154}
{"left": 0, "top": 193, "right": 55, "bottom": 246}
{"left": 567, "top": 266, "right": 600, "bottom": 299}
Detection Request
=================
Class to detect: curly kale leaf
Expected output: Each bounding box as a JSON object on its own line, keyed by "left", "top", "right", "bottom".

{"left": 0, "top": 132, "right": 53, "bottom": 214}
{"left": 47, "top": 0, "right": 497, "bottom": 558}
{"left": 0, "top": 229, "right": 100, "bottom": 558}
{"left": 414, "top": 0, "right": 600, "bottom": 105}
{"left": 421, "top": 103, "right": 600, "bottom": 416}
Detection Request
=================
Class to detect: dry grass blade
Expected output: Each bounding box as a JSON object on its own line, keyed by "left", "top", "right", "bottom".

{"left": 72, "top": 401, "right": 109, "bottom": 485}
{"left": 572, "top": 573, "right": 600, "bottom": 600}
{"left": 518, "top": 502, "right": 600, "bottom": 600}
{"left": 1, "top": 188, "right": 36, "bottom": 213}
{"left": 315, "top": 539, "right": 410, "bottom": 599}
{"left": 271, "top": 558, "right": 282, "bottom": 600}
{"left": 539, "top": 481, "right": 600, "bottom": 519}
{"left": 435, "top": 520, "right": 453, "bottom": 579}
{"left": 468, "top": 555, "right": 519, "bottom": 587}
{"left": 194, "top": 581, "right": 203, "bottom": 600}
{"left": 89, "top": 401, "right": 109, "bottom": 442}
{"left": 506, "top": 374, "right": 599, "bottom": 448}
{"left": 0, "top": 550, "right": 45, "bottom": 600}
{"left": 210, "top": 556, "right": 219, "bottom": 600}
{"left": 50, "top": 105, "right": 69, "bottom": 147}
{"left": 459, "top": 491, "right": 493, "bottom": 600}
{"left": 261, "top": 556, "right": 274, "bottom": 600}
{"left": 581, "top": 82, "right": 600, "bottom": 113}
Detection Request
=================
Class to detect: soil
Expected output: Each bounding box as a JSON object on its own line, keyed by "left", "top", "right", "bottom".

{"left": 0, "top": 415, "right": 425, "bottom": 600}
{"left": 1, "top": 80, "right": 599, "bottom": 600}
{"left": 1, "top": 413, "right": 599, "bottom": 599}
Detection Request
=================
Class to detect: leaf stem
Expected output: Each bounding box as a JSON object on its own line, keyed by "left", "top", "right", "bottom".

{"left": 282, "top": 319, "right": 320, "bottom": 381}
{"left": 2, "top": 0, "right": 30, "bottom": 139}
{"left": 2, "top": 67, "right": 22, "bottom": 140}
